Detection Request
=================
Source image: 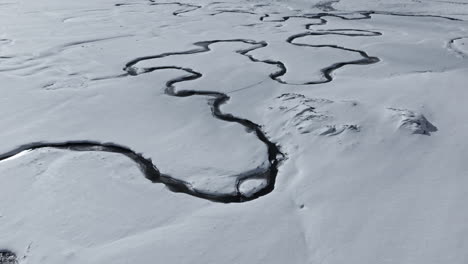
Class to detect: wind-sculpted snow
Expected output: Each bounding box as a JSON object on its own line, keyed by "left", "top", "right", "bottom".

{"left": 388, "top": 108, "right": 438, "bottom": 135}
{"left": 0, "top": 35, "right": 133, "bottom": 73}
{"left": 313, "top": 0, "right": 340, "bottom": 12}
{"left": 0, "top": 250, "right": 17, "bottom": 264}
{"left": 268, "top": 93, "right": 361, "bottom": 136}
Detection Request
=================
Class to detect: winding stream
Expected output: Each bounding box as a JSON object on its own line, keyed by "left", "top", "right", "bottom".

{"left": 1, "top": 6, "right": 464, "bottom": 204}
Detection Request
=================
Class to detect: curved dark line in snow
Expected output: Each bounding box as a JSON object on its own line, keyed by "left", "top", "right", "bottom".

{"left": 148, "top": 0, "right": 201, "bottom": 16}
{"left": 0, "top": 38, "right": 381, "bottom": 204}
{"left": 284, "top": 29, "right": 381, "bottom": 85}
{"left": 0, "top": 141, "right": 266, "bottom": 203}
{"left": 369, "top": 10, "right": 463, "bottom": 20}
{"left": 0, "top": 139, "right": 280, "bottom": 203}
{"left": 2, "top": 10, "right": 461, "bottom": 204}
{"left": 115, "top": 1, "right": 201, "bottom": 16}
{"left": 448, "top": 36, "right": 468, "bottom": 57}
{"left": 259, "top": 10, "right": 463, "bottom": 29}
{"left": 302, "top": 10, "right": 463, "bottom": 21}
{"left": 0, "top": 40, "right": 287, "bottom": 203}
{"left": 209, "top": 9, "right": 257, "bottom": 16}
{"left": 125, "top": 39, "right": 288, "bottom": 85}
{"left": 257, "top": 11, "right": 460, "bottom": 85}
{"left": 125, "top": 39, "right": 285, "bottom": 202}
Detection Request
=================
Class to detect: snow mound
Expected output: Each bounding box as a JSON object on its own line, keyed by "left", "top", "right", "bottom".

{"left": 238, "top": 178, "right": 268, "bottom": 198}
{"left": 317, "top": 124, "right": 360, "bottom": 136}
{"left": 388, "top": 108, "right": 438, "bottom": 135}
{"left": 269, "top": 93, "right": 360, "bottom": 136}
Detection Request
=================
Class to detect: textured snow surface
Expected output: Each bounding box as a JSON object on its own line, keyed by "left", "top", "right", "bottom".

{"left": 1, "top": 0, "right": 468, "bottom": 263}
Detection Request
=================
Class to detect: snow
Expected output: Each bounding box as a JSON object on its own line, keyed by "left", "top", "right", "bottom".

{"left": 450, "top": 37, "right": 468, "bottom": 57}
{"left": 1, "top": 0, "right": 468, "bottom": 263}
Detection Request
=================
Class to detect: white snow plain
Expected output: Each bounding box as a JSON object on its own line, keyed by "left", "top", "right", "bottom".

{"left": 1, "top": 0, "right": 468, "bottom": 263}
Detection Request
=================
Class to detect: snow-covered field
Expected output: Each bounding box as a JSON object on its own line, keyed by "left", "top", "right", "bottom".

{"left": 1, "top": 0, "right": 468, "bottom": 263}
